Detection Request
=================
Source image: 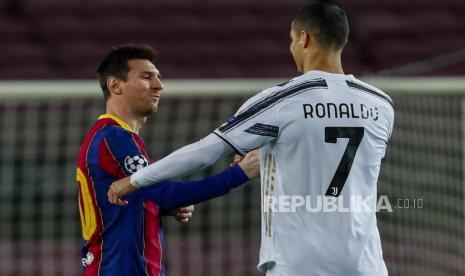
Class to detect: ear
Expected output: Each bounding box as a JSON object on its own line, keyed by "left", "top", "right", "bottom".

{"left": 107, "top": 76, "right": 122, "bottom": 96}
{"left": 301, "top": 31, "right": 311, "bottom": 48}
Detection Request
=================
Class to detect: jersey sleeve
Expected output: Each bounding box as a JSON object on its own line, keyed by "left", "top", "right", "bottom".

{"left": 130, "top": 133, "right": 233, "bottom": 188}
{"left": 382, "top": 105, "right": 395, "bottom": 159}
{"left": 213, "top": 87, "right": 281, "bottom": 156}
{"left": 135, "top": 164, "right": 249, "bottom": 210}
{"left": 103, "top": 127, "right": 250, "bottom": 208}
{"left": 99, "top": 127, "right": 149, "bottom": 178}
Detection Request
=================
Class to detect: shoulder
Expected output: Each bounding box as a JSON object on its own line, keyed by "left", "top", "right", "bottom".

{"left": 97, "top": 125, "right": 141, "bottom": 148}
{"left": 236, "top": 83, "right": 283, "bottom": 114}
{"left": 99, "top": 125, "right": 148, "bottom": 160}
{"left": 100, "top": 124, "right": 129, "bottom": 138}
{"left": 237, "top": 76, "right": 328, "bottom": 114}
{"left": 347, "top": 78, "right": 394, "bottom": 111}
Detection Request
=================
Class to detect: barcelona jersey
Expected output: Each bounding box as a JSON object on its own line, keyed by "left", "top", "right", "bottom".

{"left": 76, "top": 114, "right": 164, "bottom": 276}
{"left": 77, "top": 113, "right": 250, "bottom": 275}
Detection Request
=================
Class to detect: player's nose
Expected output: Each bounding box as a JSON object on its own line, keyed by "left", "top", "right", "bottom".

{"left": 151, "top": 78, "right": 164, "bottom": 92}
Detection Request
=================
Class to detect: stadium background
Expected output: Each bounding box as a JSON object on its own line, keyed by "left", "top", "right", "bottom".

{"left": 0, "top": 0, "right": 464, "bottom": 275}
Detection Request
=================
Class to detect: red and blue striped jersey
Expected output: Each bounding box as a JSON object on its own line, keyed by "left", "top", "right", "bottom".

{"left": 77, "top": 114, "right": 250, "bottom": 275}
{"left": 76, "top": 114, "right": 164, "bottom": 276}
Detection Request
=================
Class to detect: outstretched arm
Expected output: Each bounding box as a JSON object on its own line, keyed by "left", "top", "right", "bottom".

{"left": 133, "top": 133, "right": 234, "bottom": 188}
{"left": 136, "top": 150, "right": 258, "bottom": 209}
{"left": 112, "top": 150, "right": 259, "bottom": 207}
{"left": 108, "top": 82, "right": 282, "bottom": 204}
{"left": 108, "top": 133, "right": 237, "bottom": 205}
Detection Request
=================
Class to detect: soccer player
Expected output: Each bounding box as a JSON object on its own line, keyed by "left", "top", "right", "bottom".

{"left": 76, "top": 44, "right": 259, "bottom": 275}
{"left": 109, "top": 2, "right": 394, "bottom": 275}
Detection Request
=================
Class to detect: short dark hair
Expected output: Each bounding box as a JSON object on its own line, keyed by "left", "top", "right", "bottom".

{"left": 292, "top": 1, "right": 349, "bottom": 51}
{"left": 96, "top": 44, "right": 156, "bottom": 100}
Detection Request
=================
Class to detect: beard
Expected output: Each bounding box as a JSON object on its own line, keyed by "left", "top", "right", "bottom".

{"left": 134, "top": 102, "right": 158, "bottom": 117}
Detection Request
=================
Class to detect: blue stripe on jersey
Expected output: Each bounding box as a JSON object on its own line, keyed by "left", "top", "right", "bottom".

{"left": 218, "top": 79, "right": 328, "bottom": 133}
{"left": 87, "top": 125, "right": 146, "bottom": 275}
{"left": 103, "top": 126, "right": 146, "bottom": 176}
{"left": 346, "top": 80, "right": 394, "bottom": 109}
{"left": 159, "top": 227, "right": 165, "bottom": 276}
{"left": 86, "top": 125, "right": 115, "bottom": 274}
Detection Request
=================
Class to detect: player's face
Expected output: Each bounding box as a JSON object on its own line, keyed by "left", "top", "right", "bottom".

{"left": 289, "top": 27, "right": 304, "bottom": 74}
{"left": 121, "top": 59, "right": 164, "bottom": 117}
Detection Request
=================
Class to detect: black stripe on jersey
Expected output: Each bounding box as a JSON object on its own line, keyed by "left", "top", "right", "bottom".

{"left": 213, "top": 132, "right": 245, "bottom": 156}
{"left": 245, "top": 123, "right": 279, "bottom": 138}
{"left": 346, "top": 80, "right": 394, "bottom": 109}
{"left": 218, "top": 79, "right": 328, "bottom": 133}
{"left": 276, "top": 80, "right": 291, "bottom": 87}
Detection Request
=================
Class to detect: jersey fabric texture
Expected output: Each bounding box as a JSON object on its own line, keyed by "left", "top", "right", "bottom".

{"left": 77, "top": 114, "right": 249, "bottom": 276}
{"left": 214, "top": 70, "right": 394, "bottom": 276}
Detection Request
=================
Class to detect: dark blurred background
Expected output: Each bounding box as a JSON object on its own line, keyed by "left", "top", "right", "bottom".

{"left": 0, "top": 1, "right": 464, "bottom": 276}
{"left": 0, "top": 0, "right": 464, "bottom": 80}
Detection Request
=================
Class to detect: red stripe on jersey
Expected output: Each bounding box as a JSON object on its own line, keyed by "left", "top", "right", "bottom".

{"left": 83, "top": 240, "right": 103, "bottom": 276}
{"left": 99, "top": 138, "right": 128, "bottom": 179}
{"left": 131, "top": 133, "right": 150, "bottom": 160}
{"left": 79, "top": 116, "right": 164, "bottom": 275}
{"left": 143, "top": 201, "right": 163, "bottom": 276}
{"left": 129, "top": 133, "right": 163, "bottom": 275}
{"left": 77, "top": 122, "right": 107, "bottom": 275}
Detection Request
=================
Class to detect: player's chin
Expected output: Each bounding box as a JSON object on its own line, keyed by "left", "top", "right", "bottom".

{"left": 140, "top": 104, "right": 158, "bottom": 116}
{"left": 150, "top": 103, "right": 158, "bottom": 113}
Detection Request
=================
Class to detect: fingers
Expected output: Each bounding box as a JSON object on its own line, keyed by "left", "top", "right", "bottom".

{"left": 179, "top": 205, "right": 195, "bottom": 213}
{"left": 239, "top": 150, "right": 260, "bottom": 179}
{"left": 116, "top": 199, "right": 129, "bottom": 206}
{"left": 173, "top": 205, "right": 195, "bottom": 223}
{"left": 176, "top": 211, "right": 193, "bottom": 220}
{"left": 230, "top": 154, "right": 244, "bottom": 166}
{"left": 107, "top": 177, "right": 135, "bottom": 205}
{"left": 175, "top": 211, "right": 193, "bottom": 223}
{"left": 246, "top": 149, "right": 260, "bottom": 160}
{"left": 107, "top": 188, "right": 129, "bottom": 206}
{"left": 107, "top": 187, "right": 116, "bottom": 204}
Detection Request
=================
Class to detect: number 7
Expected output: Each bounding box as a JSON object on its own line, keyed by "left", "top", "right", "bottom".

{"left": 325, "top": 127, "right": 364, "bottom": 197}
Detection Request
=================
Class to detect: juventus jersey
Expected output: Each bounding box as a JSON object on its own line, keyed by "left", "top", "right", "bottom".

{"left": 214, "top": 70, "right": 394, "bottom": 275}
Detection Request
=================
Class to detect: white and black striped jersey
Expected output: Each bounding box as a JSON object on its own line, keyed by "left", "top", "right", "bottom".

{"left": 213, "top": 70, "right": 394, "bottom": 276}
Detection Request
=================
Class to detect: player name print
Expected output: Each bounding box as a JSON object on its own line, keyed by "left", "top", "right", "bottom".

{"left": 303, "top": 102, "right": 379, "bottom": 120}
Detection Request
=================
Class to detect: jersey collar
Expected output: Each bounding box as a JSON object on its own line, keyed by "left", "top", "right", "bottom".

{"left": 304, "top": 70, "right": 355, "bottom": 80}
{"left": 98, "top": 114, "right": 134, "bottom": 133}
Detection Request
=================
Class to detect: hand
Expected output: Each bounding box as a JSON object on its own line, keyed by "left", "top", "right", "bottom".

{"left": 230, "top": 154, "right": 244, "bottom": 166}
{"left": 238, "top": 150, "right": 260, "bottom": 179}
{"left": 170, "top": 205, "right": 195, "bottom": 223}
{"left": 107, "top": 176, "right": 138, "bottom": 205}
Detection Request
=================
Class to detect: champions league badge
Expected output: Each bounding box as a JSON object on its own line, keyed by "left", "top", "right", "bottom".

{"left": 124, "top": 154, "right": 148, "bottom": 173}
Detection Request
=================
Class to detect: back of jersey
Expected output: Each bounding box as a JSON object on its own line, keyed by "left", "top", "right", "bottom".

{"left": 214, "top": 70, "right": 394, "bottom": 275}
{"left": 263, "top": 71, "right": 393, "bottom": 275}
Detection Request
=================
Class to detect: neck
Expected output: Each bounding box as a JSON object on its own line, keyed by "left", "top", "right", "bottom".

{"left": 105, "top": 99, "right": 146, "bottom": 133}
{"left": 301, "top": 49, "right": 344, "bottom": 75}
